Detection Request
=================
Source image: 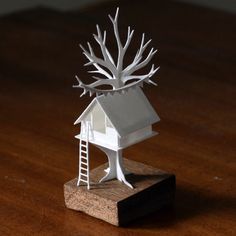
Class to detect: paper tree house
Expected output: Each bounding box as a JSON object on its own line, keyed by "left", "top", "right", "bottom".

{"left": 64, "top": 8, "right": 175, "bottom": 226}
{"left": 74, "top": 87, "right": 160, "bottom": 188}
{"left": 73, "top": 8, "right": 160, "bottom": 189}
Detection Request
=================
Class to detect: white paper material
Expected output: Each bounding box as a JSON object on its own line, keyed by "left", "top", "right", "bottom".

{"left": 74, "top": 8, "right": 160, "bottom": 189}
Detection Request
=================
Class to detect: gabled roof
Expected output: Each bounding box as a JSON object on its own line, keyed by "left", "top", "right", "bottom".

{"left": 74, "top": 87, "right": 160, "bottom": 137}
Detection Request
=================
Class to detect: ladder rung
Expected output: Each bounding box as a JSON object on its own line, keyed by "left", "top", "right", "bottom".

{"left": 78, "top": 124, "right": 90, "bottom": 188}
{"left": 80, "top": 167, "right": 87, "bottom": 171}
{"left": 81, "top": 140, "right": 87, "bottom": 143}
{"left": 80, "top": 144, "right": 88, "bottom": 148}
{"left": 80, "top": 160, "right": 88, "bottom": 163}
{"left": 80, "top": 162, "right": 88, "bottom": 166}
{"left": 80, "top": 173, "right": 88, "bottom": 177}
{"left": 80, "top": 178, "right": 88, "bottom": 182}
{"left": 80, "top": 154, "right": 87, "bottom": 157}
{"left": 80, "top": 177, "right": 88, "bottom": 182}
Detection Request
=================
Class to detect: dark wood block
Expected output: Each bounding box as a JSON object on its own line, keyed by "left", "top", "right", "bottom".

{"left": 64, "top": 159, "right": 175, "bottom": 226}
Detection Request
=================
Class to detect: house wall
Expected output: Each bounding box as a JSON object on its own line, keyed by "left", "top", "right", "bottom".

{"left": 81, "top": 105, "right": 119, "bottom": 148}
{"left": 119, "top": 126, "right": 153, "bottom": 148}
{"left": 91, "top": 104, "right": 106, "bottom": 133}
{"left": 81, "top": 119, "right": 153, "bottom": 149}
{"left": 93, "top": 129, "right": 119, "bottom": 147}
{"left": 90, "top": 126, "right": 153, "bottom": 149}
{"left": 81, "top": 102, "right": 153, "bottom": 149}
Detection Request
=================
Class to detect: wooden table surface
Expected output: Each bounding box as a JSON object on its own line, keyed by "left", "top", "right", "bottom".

{"left": 0, "top": 0, "right": 235, "bottom": 235}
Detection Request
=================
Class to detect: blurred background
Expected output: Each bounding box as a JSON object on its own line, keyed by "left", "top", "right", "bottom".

{"left": 1, "top": 0, "right": 236, "bottom": 15}
{"left": 0, "top": 0, "right": 235, "bottom": 235}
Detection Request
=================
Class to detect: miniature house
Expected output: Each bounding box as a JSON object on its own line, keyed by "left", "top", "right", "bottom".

{"left": 73, "top": 8, "right": 160, "bottom": 189}
{"left": 74, "top": 87, "right": 160, "bottom": 150}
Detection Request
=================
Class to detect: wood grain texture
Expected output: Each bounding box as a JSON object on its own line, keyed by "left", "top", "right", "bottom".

{"left": 0, "top": 0, "right": 235, "bottom": 235}
{"left": 64, "top": 159, "right": 175, "bottom": 226}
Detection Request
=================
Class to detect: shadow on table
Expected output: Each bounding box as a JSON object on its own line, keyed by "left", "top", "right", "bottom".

{"left": 127, "top": 185, "right": 235, "bottom": 229}
{"left": 62, "top": 184, "right": 235, "bottom": 235}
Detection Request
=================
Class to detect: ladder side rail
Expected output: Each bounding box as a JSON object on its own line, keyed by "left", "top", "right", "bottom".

{"left": 77, "top": 121, "right": 90, "bottom": 189}
{"left": 77, "top": 140, "right": 82, "bottom": 185}
{"left": 86, "top": 121, "right": 90, "bottom": 190}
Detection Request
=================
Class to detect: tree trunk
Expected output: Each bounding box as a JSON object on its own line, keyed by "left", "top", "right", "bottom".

{"left": 96, "top": 146, "right": 133, "bottom": 188}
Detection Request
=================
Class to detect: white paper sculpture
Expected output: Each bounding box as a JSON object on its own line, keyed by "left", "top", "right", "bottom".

{"left": 73, "top": 8, "right": 160, "bottom": 189}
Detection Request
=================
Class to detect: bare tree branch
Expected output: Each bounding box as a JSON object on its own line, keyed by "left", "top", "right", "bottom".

{"left": 73, "top": 74, "right": 155, "bottom": 97}
{"left": 93, "top": 25, "right": 117, "bottom": 75}
{"left": 122, "top": 65, "right": 159, "bottom": 84}
{"left": 122, "top": 34, "right": 157, "bottom": 76}
{"left": 80, "top": 44, "right": 113, "bottom": 80}
{"left": 74, "top": 7, "right": 159, "bottom": 97}
{"left": 73, "top": 75, "right": 116, "bottom": 97}
{"left": 109, "top": 8, "right": 134, "bottom": 72}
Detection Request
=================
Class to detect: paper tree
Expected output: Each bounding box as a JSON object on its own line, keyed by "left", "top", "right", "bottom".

{"left": 73, "top": 8, "right": 160, "bottom": 189}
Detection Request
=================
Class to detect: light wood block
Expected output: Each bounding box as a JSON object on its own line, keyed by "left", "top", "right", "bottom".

{"left": 64, "top": 159, "right": 175, "bottom": 226}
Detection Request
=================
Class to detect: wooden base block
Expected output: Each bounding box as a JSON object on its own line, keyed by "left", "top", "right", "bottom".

{"left": 64, "top": 159, "right": 175, "bottom": 226}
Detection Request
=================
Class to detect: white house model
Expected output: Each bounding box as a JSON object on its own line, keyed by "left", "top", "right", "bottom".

{"left": 74, "top": 8, "right": 160, "bottom": 189}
